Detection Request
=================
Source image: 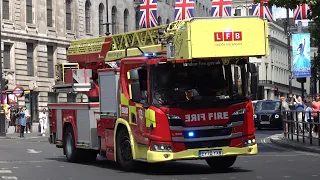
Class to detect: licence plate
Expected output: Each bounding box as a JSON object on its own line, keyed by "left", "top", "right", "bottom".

{"left": 260, "top": 121, "right": 270, "bottom": 124}
{"left": 199, "top": 149, "right": 223, "bottom": 157}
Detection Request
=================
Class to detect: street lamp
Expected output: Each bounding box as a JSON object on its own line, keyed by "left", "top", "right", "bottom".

{"left": 0, "top": 2, "right": 6, "bottom": 137}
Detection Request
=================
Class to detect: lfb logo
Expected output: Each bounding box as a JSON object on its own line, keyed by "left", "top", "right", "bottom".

{"left": 214, "top": 28, "right": 242, "bottom": 42}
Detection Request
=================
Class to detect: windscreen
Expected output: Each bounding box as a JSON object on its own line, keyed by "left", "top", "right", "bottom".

{"left": 255, "top": 101, "right": 281, "bottom": 111}
{"left": 150, "top": 61, "right": 246, "bottom": 107}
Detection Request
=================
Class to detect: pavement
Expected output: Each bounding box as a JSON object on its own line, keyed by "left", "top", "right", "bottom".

{"left": 270, "top": 133, "right": 320, "bottom": 154}
{"left": 1, "top": 130, "right": 320, "bottom": 180}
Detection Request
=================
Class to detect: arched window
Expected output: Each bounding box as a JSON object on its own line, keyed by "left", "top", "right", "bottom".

{"left": 124, "top": 9, "right": 129, "bottom": 32}
{"left": 66, "top": 0, "right": 72, "bottom": 30}
{"left": 99, "top": 3, "right": 104, "bottom": 35}
{"left": 157, "top": 16, "right": 162, "bottom": 25}
{"left": 166, "top": 19, "right": 169, "bottom": 24}
{"left": 85, "top": 0, "right": 91, "bottom": 33}
{"left": 135, "top": 8, "right": 140, "bottom": 30}
{"left": 111, "top": 6, "right": 117, "bottom": 34}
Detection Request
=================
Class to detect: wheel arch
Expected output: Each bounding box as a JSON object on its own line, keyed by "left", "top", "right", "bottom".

{"left": 114, "top": 118, "right": 138, "bottom": 162}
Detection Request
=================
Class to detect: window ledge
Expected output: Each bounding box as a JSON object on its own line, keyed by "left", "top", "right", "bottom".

{"left": 86, "top": 32, "right": 93, "bottom": 36}
{"left": 3, "top": 20, "right": 14, "bottom": 25}
{"left": 27, "top": 23, "right": 36, "bottom": 29}
{"left": 66, "top": 30, "right": 75, "bottom": 35}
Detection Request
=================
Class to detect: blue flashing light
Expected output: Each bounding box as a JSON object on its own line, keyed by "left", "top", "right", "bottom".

{"left": 143, "top": 52, "right": 157, "bottom": 57}
{"left": 188, "top": 132, "right": 194, "bottom": 137}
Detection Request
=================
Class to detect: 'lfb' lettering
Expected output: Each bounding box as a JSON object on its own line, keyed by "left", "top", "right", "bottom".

{"left": 214, "top": 32, "right": 242, "bottom": 41}
{"left": 185, "top": 112, "right": 229, "bottom": 122}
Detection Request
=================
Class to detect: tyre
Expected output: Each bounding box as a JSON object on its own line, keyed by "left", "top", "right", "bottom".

{"left": 116, "top": 128, "right": 139, "bottom": 171}
{"left": 64, "top": 126, "right": 81, "bottom": 163}
{"left": 205, "top": 156, "right": 237, "bottom": 171}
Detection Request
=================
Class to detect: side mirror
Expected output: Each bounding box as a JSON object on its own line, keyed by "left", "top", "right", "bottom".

{"left": 127, "top": 68, "right": 140, "bottom": 80}
{"left": 248, "top": 63, "right": 257, "bottom": 74}
{"left": 129, "top": 82, "right": 142, "bottom": 102}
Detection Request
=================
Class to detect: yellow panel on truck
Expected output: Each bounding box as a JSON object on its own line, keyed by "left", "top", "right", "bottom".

{"left": 170, "top": 17, "right": 269, "bottom": 60}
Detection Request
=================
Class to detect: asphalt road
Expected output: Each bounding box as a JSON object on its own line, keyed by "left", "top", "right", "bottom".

{"left": 1, "top": 130, "right": 320, "bottom": 180}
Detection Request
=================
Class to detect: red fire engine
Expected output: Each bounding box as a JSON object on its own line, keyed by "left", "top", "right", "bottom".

{"left": 48, "top": 17, "right": 269, "bottom": 171}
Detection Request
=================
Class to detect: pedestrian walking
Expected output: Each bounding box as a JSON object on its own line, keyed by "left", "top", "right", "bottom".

{"left": 312, "top": 94, "right": 320, "bottom": 137}
{"left": 280, "top": 95, "right": 290, "bottom": 135}
{"left": 24, "top": 108, "right": 31, "bottom": 133}
{"left": 39, "top": 108, "right": 48, "bottom": 137}
{"left": 19, "top": 107, "right": 27, "bottom": 138}
{"left": 294, "top": 95, "right": 305, "bottom": 133}
{"left": 304, "top": 99, "right": 313, "bottom": 133}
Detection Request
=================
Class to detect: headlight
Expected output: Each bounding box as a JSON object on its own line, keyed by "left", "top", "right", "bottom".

{"left": 275, "top": 114, "right": 280, "bottom": 118}
{"left": 232, "top": 108, "right": 245, "bottom": 116}
{"left": 152, "top": 144, "right": 172, "bottom": 152}
{"left": 253, "top": 114, "right": 257, "bottom": 119}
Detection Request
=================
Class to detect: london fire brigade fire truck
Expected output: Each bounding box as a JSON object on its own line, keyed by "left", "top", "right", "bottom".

{"left": 48, "top": 17, "right": 269, "bottom": 171}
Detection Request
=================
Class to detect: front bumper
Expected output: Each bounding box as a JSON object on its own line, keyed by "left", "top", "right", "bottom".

{"left": 146, "top": 144, "right": 258, "bottom": 163}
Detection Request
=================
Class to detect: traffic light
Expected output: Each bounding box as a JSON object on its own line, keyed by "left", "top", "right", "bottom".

{"left": 1, "top": 78, "right": 8, "bottom": 90}
{"left": 274, "top": 86, "right": 279, "bottom": 96}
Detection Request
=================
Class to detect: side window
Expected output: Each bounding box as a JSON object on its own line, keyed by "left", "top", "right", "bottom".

{"left": 138, "top": 69, "right": 148, "bottom": 103}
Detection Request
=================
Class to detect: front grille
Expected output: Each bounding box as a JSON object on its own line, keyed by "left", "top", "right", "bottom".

{"left": 183, "top": 128, "right": 232, "bottom": 138}
{"left": 184, "top": 139, "right": 231, "bottom": 149}
{"left": 260, "top": 115, "right": 270, "bottom": 121}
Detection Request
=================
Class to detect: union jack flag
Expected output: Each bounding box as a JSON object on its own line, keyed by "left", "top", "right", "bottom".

{"left": 211, "top": 0, "right": 232, "bottom": 17}
{"left": 174, "top": 0, "right": 195, "bottom": 21}
{"left": 139, "top": 0, "right": 158, "bottom": 29}
{"left": 252, "top": 0, "right": 273, "bottom": 21}
{"left": 293, "top": 4, "right": 310, "bottom": 20}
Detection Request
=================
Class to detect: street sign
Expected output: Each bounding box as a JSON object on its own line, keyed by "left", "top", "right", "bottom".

{"left": 13, "top": 86, "right": 24, "bottom": 97}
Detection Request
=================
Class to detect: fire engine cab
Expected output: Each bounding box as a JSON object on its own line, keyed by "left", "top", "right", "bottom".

{"left": 48, "top": 17, "right": 269, "bottom": 171}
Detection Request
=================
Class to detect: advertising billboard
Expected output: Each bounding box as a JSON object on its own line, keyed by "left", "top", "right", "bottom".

{"left": 292, "top": 33, "right": 311, "bottom": 78}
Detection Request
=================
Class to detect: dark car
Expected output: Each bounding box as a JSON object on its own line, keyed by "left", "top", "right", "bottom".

{"left": 254, "top": 100, "right": 282, "bottom": 130}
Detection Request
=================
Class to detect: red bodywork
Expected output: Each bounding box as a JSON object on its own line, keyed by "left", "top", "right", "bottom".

{"left": 49, "top": 39, "right": 256, "bottom": 160}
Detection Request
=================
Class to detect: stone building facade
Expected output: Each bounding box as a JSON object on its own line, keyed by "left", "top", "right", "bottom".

{"left": 0, "top": 0, "right": 213, "bottom": 121}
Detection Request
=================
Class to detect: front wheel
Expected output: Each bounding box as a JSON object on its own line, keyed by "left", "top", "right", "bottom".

{"left": 116, "top": 128, "right": 140, "bottom": 171}
{"left": 205, "top": 156, "right": 237, "bottom": 171}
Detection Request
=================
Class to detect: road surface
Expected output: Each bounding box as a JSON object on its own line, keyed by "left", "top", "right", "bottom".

{"left": 0, "top": 130, "right": 319, "bottom": 180}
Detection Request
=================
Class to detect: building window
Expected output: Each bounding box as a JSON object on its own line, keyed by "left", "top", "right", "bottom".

{"left": 124, "top": 9, "right": 129, "bottom": 32}
{"left": 47, "top": 46, "right": 54, "bottom": 78}
{"left": 85, "top": 0, "right": 91, "bottom": 33}
{"left": 27, "top": 43, "right": 34, "bottom": 76}
{"left": 111, "top": 6, "right": 117, "bottom": 34}
{"left": 235, "top": 9, "right": 241, "bottom": 16}
{"left": 99, "top": 3, "right": 104, "bottom": 35}
{"left": 166, "top": 19, "right": 169, "bottom": 24}
{"left": 2, "top": 0, "right": 9, "bottom": 20}
{"left": 158, "top": 16, "right": 162, "bottom": 25}
{"left": 3, "top": 44, "right": 11, "bottom": 69}
{"left": 249, "top": 8, "right": 252, "bottom": 15}
{"left": 135, "top": 8, "right": 139, "bottom": 30}
{"left": 66, "top": 0, "right": 72, "bottom": 31}
{"left": 26, "top": 0, "right": 33, "bottom": 23}
{"left": 47, "top": 0, "right": 53, "bottom": 27}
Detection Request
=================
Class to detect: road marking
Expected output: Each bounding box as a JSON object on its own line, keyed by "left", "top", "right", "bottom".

{"left": 312, "top": 175, "right": 318, "bottom": 177}
{"left": 256, "top": 176, "right": 262, "bottom": 179}
{"left": 12, "top": 167, "right": 18, "bottom": 169}
{"left": 0, "top": 170, "right": 12, "bottom": 173}
{"left": 36, "top": 166, "right": 41, "bottom": 168}
{"left": 60, "top": 166, "right": 64, "bottom": 168}
{"left": 1, "top": 176, "right": 17, "bottom": 180}
{"left": 27, "top": 149, "right": 42, "bottom": 154}
{"left": 284, "top": 176, "right": 290, "bottom": 178}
